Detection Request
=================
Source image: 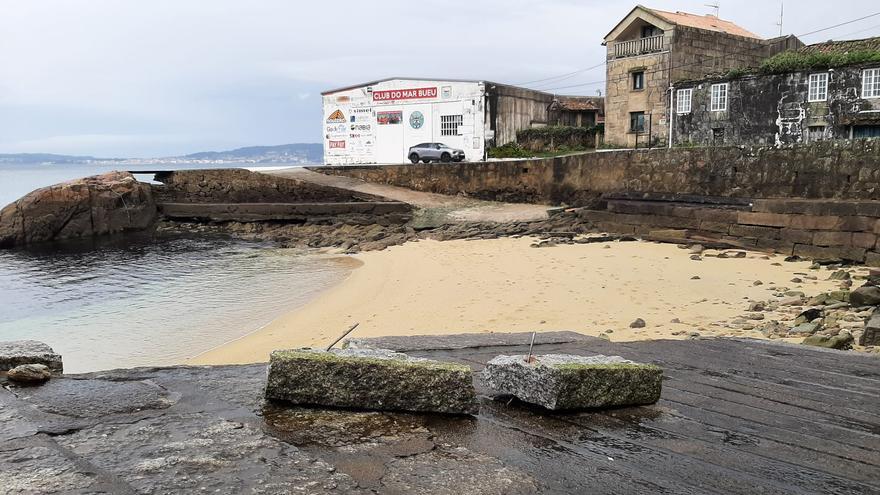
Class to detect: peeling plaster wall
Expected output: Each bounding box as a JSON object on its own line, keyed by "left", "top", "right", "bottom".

{"left": 673, "top": 65, "right": 880, "bottom": 147}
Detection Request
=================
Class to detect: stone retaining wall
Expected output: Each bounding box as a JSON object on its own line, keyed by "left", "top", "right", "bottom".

{"left": 314, "top": 140, "right": 880, "bottom": 206}
{"left": 578, "top": 197, "right": 880, "bottom": 265}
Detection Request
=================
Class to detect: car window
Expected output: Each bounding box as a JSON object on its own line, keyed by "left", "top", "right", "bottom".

{"left": 415, "top": 143, "right": 427, "bottom": 148}
{"left": 435, "top": 144, "right": 443, "bottom": 149}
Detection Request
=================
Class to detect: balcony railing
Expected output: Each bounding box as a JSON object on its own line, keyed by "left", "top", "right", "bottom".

{"left": 612, "top": 35, "right": 665, "bottom": 58}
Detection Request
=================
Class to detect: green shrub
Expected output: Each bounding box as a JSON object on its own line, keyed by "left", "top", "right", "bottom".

{"left": 488, "top": 142, "right": 533, "bottom": 159}
{"left": 517, "top": 125, "right": 598, "bottom": 142}
{"left": 759, "top": 49, "right": 880, "bottom": 74}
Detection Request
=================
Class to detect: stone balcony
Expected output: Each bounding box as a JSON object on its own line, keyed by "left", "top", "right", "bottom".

{"left": 611, "top": 35, "right": 665, "bottom": 58}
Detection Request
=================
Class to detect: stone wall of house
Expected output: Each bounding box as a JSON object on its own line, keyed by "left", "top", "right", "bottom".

{"left": 604, "top": 51, "right": 670, "bottom": 148}
{"left": 673, "top": 65, "right": 880, "bottom": 147}
{"left": 669, "top": 28, "right": 799, "bottom": 82}
{"left": 315, "top": 140, "right": 880, "bottom": 205}
{"left": 151, "top": 168, "right": 380, "bottom": 204}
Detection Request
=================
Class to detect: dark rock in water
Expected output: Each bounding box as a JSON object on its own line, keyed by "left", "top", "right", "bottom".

{"left": 629, "top": 318, "right": 646, "bottom": 328}
{"left": 849, "top": 285, "right": 880, "bottom": 307}
{"left": 265, "top": 348, "right": 478, "bottom": 414}
{"left": 6, "top": 364, "right": 51, "bottom": 384}
{"left": 481, "top": 354, "right": 662, "bottom": 411}
{"left": 803, "top": 333, "right": 854, "bottom": 350}
{"left": 0, "top": 171, "right": 156, "bottom": 248}
{"left": 0, "top": 340, "right": 63, "bottom": 372}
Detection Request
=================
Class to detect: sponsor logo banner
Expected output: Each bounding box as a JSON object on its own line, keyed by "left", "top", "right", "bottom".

{"left": 373, "top": 87, "right": 437, "bottom": 102}
{"left": 409, "top": 111, "right": 424, "bottom": 129}
{"left": 326, "top": 109, "right": 346, "bottom": 123}
{"left": 328, "top": 140, "right": 346, "bottom": 149}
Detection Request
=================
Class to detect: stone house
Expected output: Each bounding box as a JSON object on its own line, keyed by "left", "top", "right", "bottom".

{"left": 603, "top": 5, "right": 801, "bottom": 148}
{"left": 671, "top": 37, "right": 880, "bottom": 146}
{"left": 547, "top": 96, "right": 604, "bottom": 128}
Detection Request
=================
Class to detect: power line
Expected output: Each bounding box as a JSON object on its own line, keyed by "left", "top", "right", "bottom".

{"left": 514, "top": 61, "right": 606, "bottom": 87}
{"left": 539, "top": 10, "right": 880, "bottom": 93}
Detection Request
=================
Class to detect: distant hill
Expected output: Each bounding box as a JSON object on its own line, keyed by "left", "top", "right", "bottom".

{"left": 181, "top": 143, "right": 323, "bottom": 163}
{"left": 0, "top": 143, "right": 323, "bottom": 165}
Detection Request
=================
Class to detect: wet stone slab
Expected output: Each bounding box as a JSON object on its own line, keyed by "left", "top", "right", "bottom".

{"left": 265, "top": 348, "right": 479, "bottom": 415}
{"left": 481, "top": 354, "right": 663, "bottom": 411}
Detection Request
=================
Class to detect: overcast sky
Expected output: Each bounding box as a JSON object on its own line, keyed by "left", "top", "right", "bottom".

{"left": 1, "top": 0, "right": 878, "bottom": 157}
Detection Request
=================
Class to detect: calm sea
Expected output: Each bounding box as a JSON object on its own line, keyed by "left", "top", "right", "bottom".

{"left": 0, "top": 162, "right": 350, "bottom": 373}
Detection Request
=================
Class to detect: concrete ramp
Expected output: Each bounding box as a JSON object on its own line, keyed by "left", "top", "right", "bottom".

{"left": 268, "top": 168, "right": 553, "bottom": 226}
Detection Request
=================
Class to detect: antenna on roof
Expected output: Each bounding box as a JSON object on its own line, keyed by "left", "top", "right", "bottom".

{"left": 775, "top": 1, "right": 784, "bottom": 36}
{"left": 705, "top": 1, "right": 720, "bottom": 17}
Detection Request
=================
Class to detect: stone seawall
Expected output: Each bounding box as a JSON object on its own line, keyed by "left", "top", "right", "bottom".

{"left": 314, "top": 140, "right": 880, "bottom": 205}
{"left": 578, "top": 197, "right": 880, "bottom": 265}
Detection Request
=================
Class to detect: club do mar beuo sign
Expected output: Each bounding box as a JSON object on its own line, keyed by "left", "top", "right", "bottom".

{"left": 373, "top": 87, "right": 438, "bottom": 102}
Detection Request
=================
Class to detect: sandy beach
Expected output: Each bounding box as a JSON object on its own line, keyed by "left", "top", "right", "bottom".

{"left": 190, "top": 237, "right": 856, "bottom": 365}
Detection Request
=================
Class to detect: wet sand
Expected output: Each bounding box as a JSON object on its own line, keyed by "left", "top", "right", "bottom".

{"left": 190, "top": 237, "right": 852, "bottom": 365}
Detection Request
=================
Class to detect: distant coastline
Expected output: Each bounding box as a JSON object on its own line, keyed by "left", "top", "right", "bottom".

{"left": 0, "top": 143, "right": 323, "bottom": 166}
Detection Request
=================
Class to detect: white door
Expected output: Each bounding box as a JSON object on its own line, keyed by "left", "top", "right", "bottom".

{"left": 375, "top": 109, "right": 405, "bottom": 163}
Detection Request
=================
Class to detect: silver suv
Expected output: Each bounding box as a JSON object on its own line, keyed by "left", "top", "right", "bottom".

{"left": 408, "top": 143, "right": 465, "bottom": 163}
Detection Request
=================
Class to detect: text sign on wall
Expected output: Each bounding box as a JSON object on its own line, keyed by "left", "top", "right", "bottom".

{"left": 373, "top": 87, "right": 438, "bottom": 102}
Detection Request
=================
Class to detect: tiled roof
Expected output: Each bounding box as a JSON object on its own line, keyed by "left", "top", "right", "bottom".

{"left": 649, "top": 8, "right": 761, "bottom": 39}
{"left": 799, "top": 36, "right": 880, "bottom": 54}
{"left": 554, "top": 97, "right": 603, "bottom": 112}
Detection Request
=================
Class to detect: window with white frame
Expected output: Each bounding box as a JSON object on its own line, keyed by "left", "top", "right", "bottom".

{"left": 440, "top": 115, "right": 463, "bottom": 136}
{"left": 710, "top": 83, "right": 728, "bottom": 111}
{"left": 808, "top": 73, "right": 828, "bottom": 102}
{"left": 676, "top": 88, "right": 692, "bottom": 114}
{"left": 863, "top": 68, "right": 880, "bottom": 98}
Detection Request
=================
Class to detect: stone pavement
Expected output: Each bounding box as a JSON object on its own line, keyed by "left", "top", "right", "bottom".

{"left": 2, "top": 332, "right": 878, "bottom": 494}
{"left": 268, "top": 168, "right": 552, "bottom": 226}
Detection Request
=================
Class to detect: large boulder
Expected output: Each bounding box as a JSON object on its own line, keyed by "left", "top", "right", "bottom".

{"left": 265, "top": 348, "right": 478, "bottom": 415}
{"left": 482, "top": 354, "right": 663, "bottom": 411}
{"left": 860, "top": 310, "right": 880, "bottom": 346}
{"left": 0, "top": 171, "right": 156, "bottom": 248}
{"left": 849, "top": 285, "right": 880, "bottom": 307}
{"left": 0, "top": 340, "right": 63, "bottom": 372}
{"left": 7, "top": 363, "right": 52, "bottom": 384}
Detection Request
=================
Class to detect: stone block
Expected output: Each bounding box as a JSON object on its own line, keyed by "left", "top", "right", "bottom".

{"left": 737, "top": 212, "right": 791, "bottom": 228}
{"left": 779, "top": 228, "right": 814, "bottom": 244}
{"left": 793, "top": 244, "right": 866, "bottom": 263}
{"left": 812, "top": 231, "right": 853, "bottom": 247}
{"left": 0, "top": 341, "right": 63, "bottom": 373}
{"left": 688, "top": 208, "right": 739, "bottom": 223}
{"left": 729, "top": 224, "right": 781, "bottom": 239}
{"left": 789, "top": 215, "right": 841, "bottom": 231}
{"left": 265, "top": 348, "right": 478, "bottom": 415}
{"left": 852, "top": 232, "right": 877, "bottom": 250}
{"left": 803, "top": 334, "right": 854, "bottom": 350}
{"left": 699, "top": 220, "right": 731, "bottom": 234}
{"left": 481, "top": 354, "right": 662, "bottom": 411}
{"left": 756, "top": 238, "right": 794, "bottom": 255}
{"left": 865, "top": 251, "right": 880, "bottom": 267}
{"left": 860, "top": 311, "right": 880, "bottom": 346}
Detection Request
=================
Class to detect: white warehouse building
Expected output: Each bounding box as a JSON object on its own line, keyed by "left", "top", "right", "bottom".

{"left": 320, "top": 77, "right": 600, "bottom": 166}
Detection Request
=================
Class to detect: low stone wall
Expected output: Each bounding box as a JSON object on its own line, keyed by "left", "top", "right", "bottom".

{"left": 578, "top": 197, "right": 880, "bottom": 265}
{"left": 314, "top": 140, "right": 880, "bottom": 206}
{"left": 152, "top": 168, "right": 381, "bottom": 204}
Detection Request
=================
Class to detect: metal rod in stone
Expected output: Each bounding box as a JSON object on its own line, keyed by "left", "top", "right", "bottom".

{"left": 326, "top": 323, "right": 360, "bottom": 351}
{"left": 525, "top": 332, "right": 537, "bottom": 363}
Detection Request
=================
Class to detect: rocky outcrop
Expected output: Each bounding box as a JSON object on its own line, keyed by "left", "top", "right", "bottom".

{"left": 0, "top": 171, "right": 157, "bottom": 248}
{"left": 7, "top": 364, "right": 52, "bottom": 384}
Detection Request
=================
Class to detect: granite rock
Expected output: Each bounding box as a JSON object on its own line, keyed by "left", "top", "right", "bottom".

{"left": 0, "top": 340, "right": 63, "bottom": 372}
{"left": 803, "top": 333, "right": 854, "bottom": 350}
{"left": 265, "top": 348, "right": 478, "bottom": 415}
{"left": 6, "top": 364, "right": 52, "bottom": 384}
{"left": 849, "top": 285, "right": 880, "bottom": 307}
{"left": 481, "top": 354, "right": 662, "bottom": 411}
{"left": 860, "top": 310, "right": 880, "bottom": 346}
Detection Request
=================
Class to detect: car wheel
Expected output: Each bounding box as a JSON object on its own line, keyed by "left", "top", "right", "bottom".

{"left": 453, "top": 156, "right": 464, "bottom": 162}
{"left": 409, "top": 153, "right": 420, "bottom": 164}
{"left": 422, "top": 159, "right": 430, "bottom": 164}
{"left": 440, "top": 152, "right": 451, "bottom": 163}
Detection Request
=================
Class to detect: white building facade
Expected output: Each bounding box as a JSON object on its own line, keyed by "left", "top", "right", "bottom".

{"left": 321, "top": 78, "right": 490, "bottom": 165}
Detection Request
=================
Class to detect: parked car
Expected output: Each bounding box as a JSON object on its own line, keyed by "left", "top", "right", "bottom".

{"left": 408, "top": 143, "right": 465, "bottom": 163}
